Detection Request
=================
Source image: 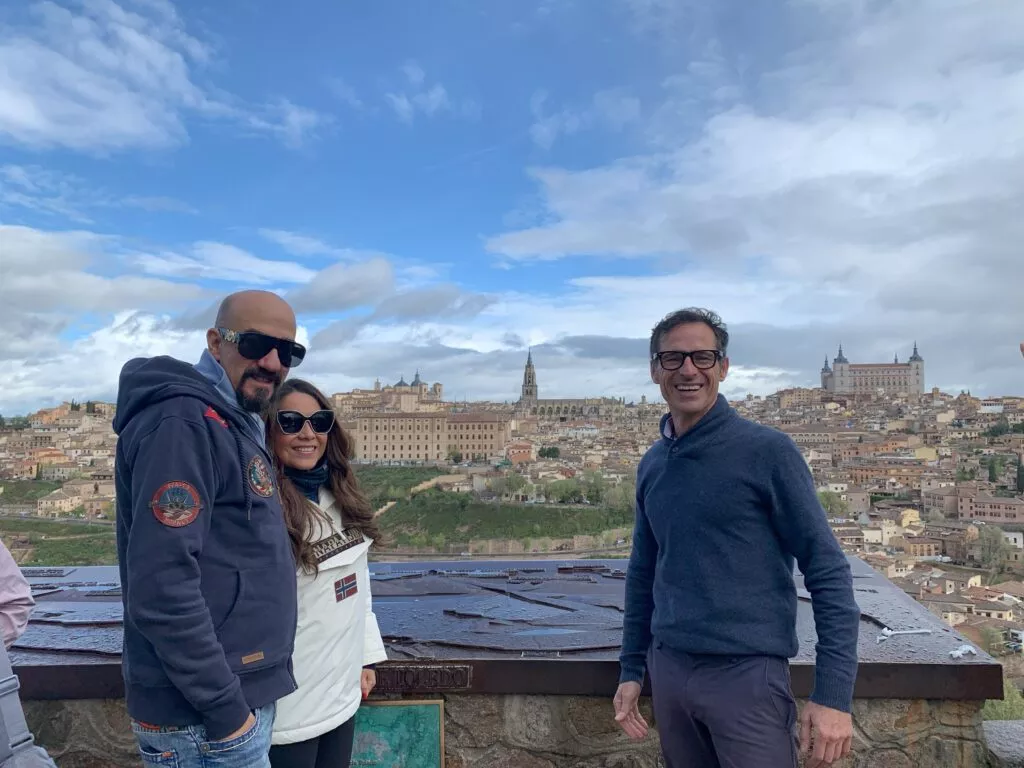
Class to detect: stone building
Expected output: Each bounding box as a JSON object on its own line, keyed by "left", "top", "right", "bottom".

{"left": 348, "top": 411, "right": 511, "bottom": 463}
{"left": 332, "top": 371, "right": 444, "bottom": 414}
{"left": 515, "top": 351, "right": 626, "bottom": 421}
{"left": 821, "top": 343, "right": 925, "bottom": 395}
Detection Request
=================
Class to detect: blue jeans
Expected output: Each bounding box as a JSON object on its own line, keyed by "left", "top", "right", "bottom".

{"left": 131, "top": 703, "right": 275, "bottom": 768}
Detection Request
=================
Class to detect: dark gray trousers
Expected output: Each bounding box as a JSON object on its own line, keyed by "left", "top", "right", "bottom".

{"left": 648, "top": 640, "right": 799, "bottom": 768}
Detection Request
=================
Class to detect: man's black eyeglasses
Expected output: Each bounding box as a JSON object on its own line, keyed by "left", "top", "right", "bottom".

{"left": 276, "top": 409, "right": 336, "bottom": 435}
{"left": 653, "top": 350, "right": 722, "bottom": 371}
{"left": 218, "top": 328, "right": 306, "bottom": 368}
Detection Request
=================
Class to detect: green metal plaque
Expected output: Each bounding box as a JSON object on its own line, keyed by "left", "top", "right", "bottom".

{"left": 351, "top": 699, "right": 444, "bottom": 768}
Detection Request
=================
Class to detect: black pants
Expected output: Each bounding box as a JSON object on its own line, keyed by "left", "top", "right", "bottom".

{"left": 649, "top": 641, "right": 799, "bottom": 768}
{"left": 269, "top": 717, "right": 356, "bottom": 768}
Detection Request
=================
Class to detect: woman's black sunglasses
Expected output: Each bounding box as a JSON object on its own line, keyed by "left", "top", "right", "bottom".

{"left": 218, "top": 327, "right": 306, "bottom": 368}
{"left": 276, "top": 409, "right": 336, "bottom": 435}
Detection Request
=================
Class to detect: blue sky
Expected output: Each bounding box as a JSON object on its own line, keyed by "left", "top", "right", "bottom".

{"left": 1, "top": 0, "right": 1022, "bottom": 414}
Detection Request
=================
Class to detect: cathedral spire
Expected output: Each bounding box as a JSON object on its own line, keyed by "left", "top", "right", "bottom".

{"left": 521, "top": 348, "right": 538, "bottom": 403}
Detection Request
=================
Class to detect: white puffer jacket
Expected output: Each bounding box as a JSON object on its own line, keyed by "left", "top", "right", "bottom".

{"left": 270, "top": 488, "right": 388, "bottom": 745}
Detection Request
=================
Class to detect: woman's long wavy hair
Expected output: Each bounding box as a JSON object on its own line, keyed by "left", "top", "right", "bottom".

{"left": 266, "top": 378, "right": 380, "bottom": 575}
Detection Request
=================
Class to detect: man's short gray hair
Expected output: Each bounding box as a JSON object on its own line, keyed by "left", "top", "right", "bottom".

{"left": 649, "top": 308, "right": 729, "bottom": 359}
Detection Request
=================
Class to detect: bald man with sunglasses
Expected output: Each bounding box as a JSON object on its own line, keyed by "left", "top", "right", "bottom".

{"left": 113, "top": 291, "right": 306, "bottom": 768}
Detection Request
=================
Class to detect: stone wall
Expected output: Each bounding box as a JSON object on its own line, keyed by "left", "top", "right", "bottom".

{"left": 21, "top": 695, "right": 991, "bottom": 768}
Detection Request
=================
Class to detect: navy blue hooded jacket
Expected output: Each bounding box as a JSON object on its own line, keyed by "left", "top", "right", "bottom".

{"left": 113, "top": 355, "right": 298, "bottom": 740}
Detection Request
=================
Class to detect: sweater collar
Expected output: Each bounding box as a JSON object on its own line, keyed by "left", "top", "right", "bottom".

{"left": 660, "top": 394, "right": 733, "bottom": 442}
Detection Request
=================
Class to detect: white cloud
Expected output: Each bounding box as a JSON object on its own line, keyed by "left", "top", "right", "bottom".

{"left": 287, "top": 258, "right": 395, "bottom": 314}
{"left": 0, "top": 0, "right": 324, "bottom": 152}
{"left": 0, "top": 224, "right": 211, "bottom": 373}
{"left": 529, "top": 89, "right": 642, "bottom": 149}
{"left": 385, "top": 93, "right": 415, "bottom": 123}
{"left": 244, "top": 99, "right": 328, "bottom": 150}
{"left": 492, "top": 0, "right": 1024, "bottom": 326}
{"left": 133, "top": 242, "right": 317, "bottom": 284}
{"left": 384, "top": 61, "right": 477, "bottom": 123}
{"left": 402, "top": 61, "right": 426, "bottom": 87}
{"left": 327, "top": 77, "right": 365, "bottom": 110}
{"left": 0, "top": 164, "right": 195, "bottom": 222}
{"left": 257, "top": 228, "right": 356, "bottom": 259}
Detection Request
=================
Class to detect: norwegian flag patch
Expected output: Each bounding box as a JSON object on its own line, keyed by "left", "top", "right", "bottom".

{"left": 334, "top": 574, "right": 358, "bottom": 602}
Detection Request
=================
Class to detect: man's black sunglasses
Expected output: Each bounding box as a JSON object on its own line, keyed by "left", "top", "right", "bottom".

{"left": 218, "top": 328, "right": 306, "bottom": 368}
{"left": 653, "top": 350, "right": 722, "bottom": 371}
{"left": 276, "top": 409, "right": 336, "bottom": 435}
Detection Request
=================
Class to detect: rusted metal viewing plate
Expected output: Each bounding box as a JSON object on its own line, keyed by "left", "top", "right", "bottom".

{"left": 9, "top": 557, "right": 1003, "bottom": 701}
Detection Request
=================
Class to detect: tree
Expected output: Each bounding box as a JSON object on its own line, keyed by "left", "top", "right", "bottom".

{"left": 817, "top": 491, "right": 849, "bottom": 518}
{"left": 0, "top": 415, "right": 5, "bottom": 430}
{"left": 990, "top": 460, "right": 1000, "bottom": 483}
{"left": 985, "top": 418, "right": 1011, "bottom": 438}
{"left": 1017, "top": 460, "right": 1024, "bottom": 493}
{"left": 582, "top": 471, "right": 606, "bottom": 504}
{"left": 547, "top": 479, "right": 583, "bottom": 504}
{"left": 981, "top": 626, "right": 1006, "bottom": 655}
{"left": 983, "top": 678, "right": 1024, "bottom": 721}
{"left": 447, "top": 448, "right": 463, "bottom": 464}
{"left": 538, "top": 446, "right": 560, "bottom": 459}
{"left": 977, "top": 525, "right": 1012, "bottom": 573}
{"left": 604, "top": 479, "right": 637, "bottom": 516}
{"left": 505, "top": 473, "right": 527, "bottom": 498}
{"left": 927, "top": 509, "right": 946, "bottom": 524}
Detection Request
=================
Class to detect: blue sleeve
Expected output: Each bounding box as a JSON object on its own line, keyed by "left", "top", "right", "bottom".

{"left": 619, "top": 469, "right": 656, "bottom": 685}
{"left": 124, "top": 415, "right": 252, "bottom": 740}
{"left": 767, "top": 436, "right": 860, "bottom": 712}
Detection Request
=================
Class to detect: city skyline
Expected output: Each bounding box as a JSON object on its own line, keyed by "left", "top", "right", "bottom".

{"left": 1, "top": 0, "right": 1022, "bottom": 414}
{"left": 5, "top": 343, "right": 1024, "bottom": 419}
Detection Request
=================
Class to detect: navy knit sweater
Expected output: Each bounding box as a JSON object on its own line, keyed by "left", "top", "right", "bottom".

{"left": 619, "top": 395, "right": 860, "bottom": 712}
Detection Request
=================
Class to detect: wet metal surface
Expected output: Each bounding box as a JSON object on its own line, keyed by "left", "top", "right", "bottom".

{"left": 7, "top": 557, "right": 1004, "bottom": 701}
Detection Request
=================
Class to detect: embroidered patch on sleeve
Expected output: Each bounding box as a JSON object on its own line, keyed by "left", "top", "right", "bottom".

{"left": 312, "top": 527, "right": 366, "bottom": 564}
{"left": 334, "top": 573, "right": 358, "bottom": 602}
{"left": 246, "top": 455, "right": 275, "bottom": 498}
{"left": 149, "top": 481, "right": 203, "bottom": 527}
{"left": 203, "top": 405, "right": 229, "bottom": 428}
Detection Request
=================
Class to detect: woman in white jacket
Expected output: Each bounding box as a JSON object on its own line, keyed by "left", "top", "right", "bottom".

{"left": 266, "top": 379, "right": 388, "bottom": 768}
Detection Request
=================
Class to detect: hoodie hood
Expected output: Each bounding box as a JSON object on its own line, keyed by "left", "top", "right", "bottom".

{"left": 113, "top": 355, "right": 255, "bottom": 436}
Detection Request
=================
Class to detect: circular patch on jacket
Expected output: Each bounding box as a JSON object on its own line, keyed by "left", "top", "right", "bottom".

{"left": 149, "top": 481, "right": 202, "bottom": 527}
{"left": 247, "top": 455, "right": 275, "bottom": 498}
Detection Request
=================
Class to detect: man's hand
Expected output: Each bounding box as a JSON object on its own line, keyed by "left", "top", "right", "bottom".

{"left": 800, "top": 701, "right": 853, "bottom": 767}
{"left": 361, "top": 668, "right": 377, "bottom": 700}
{"left": 613, "top": 681, "right": 649, "bottom": 740}
{"left": 221, "top": 712, "right": 256, "bottom": 742}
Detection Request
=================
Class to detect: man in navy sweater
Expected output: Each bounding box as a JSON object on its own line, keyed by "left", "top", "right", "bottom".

{"left": 613, "top": 308, "right": 860, "bottom": 768}
{"left": 114, "top": 290, "right": 305, "bottom": 768}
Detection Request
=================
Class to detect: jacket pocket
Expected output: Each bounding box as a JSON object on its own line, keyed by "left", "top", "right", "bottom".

{"left": 216, "top": 568, "right": 293, "bottom": 672}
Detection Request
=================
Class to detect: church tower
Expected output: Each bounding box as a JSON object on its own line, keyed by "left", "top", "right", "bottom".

{"left": 908, "top": 341, "right": 925, "bottom": 394}
{"left": 521, "top": 349, "right": 538, "bottom": 404}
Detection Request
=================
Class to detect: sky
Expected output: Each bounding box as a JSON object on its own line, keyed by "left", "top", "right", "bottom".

{"left": 1, "top": 0, "right": 1022, "bottom": 415}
